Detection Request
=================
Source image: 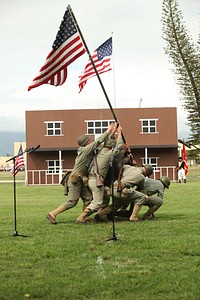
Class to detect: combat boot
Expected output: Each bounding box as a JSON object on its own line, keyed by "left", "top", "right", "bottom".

{"left": 46, "top": 204, "right": 66, "bottom": 224}
{"left": 129, "top": 204, "right": 142, "bottom": 222}
{"left": 76, "top": 208, "right": 91, "bottom": 223}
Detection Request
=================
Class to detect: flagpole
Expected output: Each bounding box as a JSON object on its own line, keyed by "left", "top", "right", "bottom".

{"left": 68, "top": 5, "right": 126, "bottom": 144}
{"left": 111, "top": 32, "right": 117, "bottom": 108}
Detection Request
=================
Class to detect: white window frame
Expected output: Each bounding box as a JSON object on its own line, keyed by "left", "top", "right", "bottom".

{"left": 44, "top": 121, "right": 64, "bottom": 136}
{"left": 46, "top": 160, "right": 63, "bottom": 174}
{"left": 85, "top": 119, "right": 114, "bottom": 135}
{"left": 140, "top": 119, "right": 158, "bottom": 134}
{"left": 141, "top": 157, "right": 159, "bottom": 171}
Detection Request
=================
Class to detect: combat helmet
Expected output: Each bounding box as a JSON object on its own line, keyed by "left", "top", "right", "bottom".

{"left": 143, "top": 164, "right": 154, "bottom": 177}
{"left": 77, "top": 135, "right": 90, "bottom": 147}
{"left": 104, "top": 138, "right": 116, "bottom": 148}
{"left": 159, "top": 176, "right": 170, "bottom": 189}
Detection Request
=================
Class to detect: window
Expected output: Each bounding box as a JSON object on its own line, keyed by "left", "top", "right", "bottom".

{"left": 47, "top": 160, "right": 62, "bottom": 174}
{"left": 86, "top": 120, "right": 114, "bottom": 135}
{"left": 140, "top": 119, "right": 158, "bottom": 134}
{"left": 141, "top": 157, "right": 158, "bottom": 171}
{"left": 44, "top": 121, "right": 63, "bottom": 136}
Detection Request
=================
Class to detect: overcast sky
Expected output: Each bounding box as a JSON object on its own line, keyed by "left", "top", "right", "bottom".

{"left": 0, "top": 0, "right": 199, "bottom": 139}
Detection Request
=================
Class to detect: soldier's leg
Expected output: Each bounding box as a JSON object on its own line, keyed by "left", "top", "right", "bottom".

{"left": 129, "top": 190, "right": 146, "bottom": 222}
{"left": 115, "top": 198, "right": 133, "bottom": 218}
{"left": 47, "top": 180, "right": 82, "bottom": 224}
{"left": 76, "top": 177, "right": 104, "bottom": 223}
{"left": 178, "top": 170, "right": 182, "bottom": 183}
{"left": 142, "top": 196, "right": 163, "bottom": 220}
{"left": 80, "top": 185, "right": 93, "bottom": 209}
{"left": 94, "top": 187, "right": 123, "bottom": 221}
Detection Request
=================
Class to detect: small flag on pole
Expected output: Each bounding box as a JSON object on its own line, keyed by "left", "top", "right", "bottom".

{"left": 28, "top": 7, "right": 86, "bottom": 91}
{"left": 181, "top": 143, "right": 189, "bottom": 175}
{"left": 79, "top": 37, "right": 112, "bottom": 92}
{"left": 12, "top": 144, "right": 25, "bottom": 176}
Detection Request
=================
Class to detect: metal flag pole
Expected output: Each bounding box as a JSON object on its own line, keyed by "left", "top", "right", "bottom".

{"left": 6, "top": 151, "right": 29, "bottom": 237}
{"left": 6, "top": 145, "right": 40, "bottom": 238}
{"left": 111, "top": 31, "right": 117, "bottom": 108}
{"left": 68, "top": 5, "right": 126, "bottom": 144}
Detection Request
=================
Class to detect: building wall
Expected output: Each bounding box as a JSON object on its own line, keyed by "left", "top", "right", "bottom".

{"left": 26, "top": 107, "right": 178, "bottom": 184}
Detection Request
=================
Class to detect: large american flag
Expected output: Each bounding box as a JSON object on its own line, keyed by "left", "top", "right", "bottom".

{"left": 79, "top": 37, "right": 112, "bottom": 92}
{"left": 28, "top": 8, "right": 86, "bottom": 91}
{"left": 12, "top": 144, "right": 25, "bottom": 176}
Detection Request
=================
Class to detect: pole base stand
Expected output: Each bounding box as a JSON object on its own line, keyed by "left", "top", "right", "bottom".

{"left": 12, "top": 231, "right": 29, "bottom": 238}
{"left": 107, "top": 234, "right": 118, "bottom": 241}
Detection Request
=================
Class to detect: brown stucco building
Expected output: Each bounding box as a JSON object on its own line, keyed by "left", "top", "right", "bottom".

{"left": 25, "top": 107, "right": 178, "bottom": 184}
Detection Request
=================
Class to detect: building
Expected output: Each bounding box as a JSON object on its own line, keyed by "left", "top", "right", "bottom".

{"left": 25, "top": 107, "right": 178, "bottom": 185}
{"left": 0, "top": 142, "right": 26, "bottom": 172}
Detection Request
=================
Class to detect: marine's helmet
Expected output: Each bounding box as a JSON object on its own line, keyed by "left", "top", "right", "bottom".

{"left": 104, "top": 138, "right": 116, "bottom": 148}
{"left": 159, "top": 176, "right": 171, "bottom": 189}
{"left": 77, "top": 135, "right": 90, "bottom": 147}
{"left": 143, "top": 164, "right": 154, "bottom": 177}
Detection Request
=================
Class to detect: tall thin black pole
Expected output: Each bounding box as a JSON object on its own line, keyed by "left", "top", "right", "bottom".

{"left": 107, "top": 145, "right": 117, "bottom": 241}
{"left": 68, "top": 5, "right": 126, "bottom": 144}
{"left": 7, "top": 152, "right": 29, "bottom": 238}
{"left": 13, "top": 157, "right": 17, "bottom": 235}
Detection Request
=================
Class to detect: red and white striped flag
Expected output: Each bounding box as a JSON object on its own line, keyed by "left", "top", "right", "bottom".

{"left": 28, "top": 7, "right": 86, "bottom": 91}
{"left": 79, "top": 37, "right": 112, "bottom": 92}
{"left": 12, "top": 144, "right": 25, "bottom": 176}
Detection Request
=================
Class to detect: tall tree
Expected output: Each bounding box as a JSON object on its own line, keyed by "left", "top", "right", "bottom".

{"left": 162, "top": 0, "right": 200, "bottom": 144}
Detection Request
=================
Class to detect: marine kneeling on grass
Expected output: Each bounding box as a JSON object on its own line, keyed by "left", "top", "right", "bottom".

{"left": 94, "top": 163, "right": 154, "bottom": 222}
{"left": 116, "top": 175, "right": 171, "bottom": 221}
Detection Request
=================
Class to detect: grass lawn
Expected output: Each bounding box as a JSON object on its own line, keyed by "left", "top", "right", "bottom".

{"left": 0, "top": 167, "right": 200, "bottom": 300}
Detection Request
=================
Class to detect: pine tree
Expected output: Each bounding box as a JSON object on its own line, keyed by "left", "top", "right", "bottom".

{"left": 162, "top": 0, "right": 200, "bottom": 144}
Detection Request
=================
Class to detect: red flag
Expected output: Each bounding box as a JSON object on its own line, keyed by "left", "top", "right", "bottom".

{"left": 28, "top": 8, "right": 86, "bottom": 91}
{"left": 181, "top": 143, "right": 188, "bottom": 175}
{"left": 11, "top": 144, "right": 25, "bottom": 176}
{"left": 79, "top": 37, "right": 112, "bottom": 92}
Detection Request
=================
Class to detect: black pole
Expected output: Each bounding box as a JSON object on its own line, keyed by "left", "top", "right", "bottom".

{"left": 6, "top": 145, "right": 40, "bottom": 238}
{"left": 107, "top": 144, "right": 117, "bottom": 241}
{"left": 13, "top": 157, "right": 17, "bottom": 235}
{"left": 6, "top": 155, "right": 28, "bottom": 237}
{"left": 68, "top": 5, "right": 126, "bottom": 144}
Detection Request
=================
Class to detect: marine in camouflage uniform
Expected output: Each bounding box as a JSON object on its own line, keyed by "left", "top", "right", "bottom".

{"left": 46, "top": 122, "right": 116, "bottom": 224}
{"left": 119, "top": 176, "right": 170, "bottom": 220}
{"left": 76, "top": 125, "right": 123, "bottom": 223}
{"left": 94, "top": 164, "right": 153, "bottom": 222}
{"left": 139, "top": 176, "right": 170, "bottom": 220}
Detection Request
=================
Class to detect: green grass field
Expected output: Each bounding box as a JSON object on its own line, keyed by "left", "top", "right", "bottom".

{"left": 0, "top": 168, "right": 200, "bottom": 300}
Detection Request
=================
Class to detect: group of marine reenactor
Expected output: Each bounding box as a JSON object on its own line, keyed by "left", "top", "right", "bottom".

{"left": 46, "top": 122, "right": 170, "bottom": 225}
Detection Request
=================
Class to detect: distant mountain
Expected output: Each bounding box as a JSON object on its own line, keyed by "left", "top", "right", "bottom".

{"left": 0, "top": 132, "right": 25, "bottom": 156}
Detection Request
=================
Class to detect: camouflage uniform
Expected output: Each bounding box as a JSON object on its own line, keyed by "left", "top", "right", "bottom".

{"left": 138, "top": 177, "right": 168, "bottom": 220}
{"left": 86, "top": 136, "right": 123, "bottom": 212}
{"left": 47, "top": 128, "right": 114, "bottom": 224}
{"left": 95, "top": 165, "right": 146, "bottom": 222}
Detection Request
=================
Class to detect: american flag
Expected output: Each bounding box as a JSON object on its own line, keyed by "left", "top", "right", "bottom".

{"left": 12, "top": 144, "right": 25, "bottom": 176}
{"left": 79, "top": 37, "right": 112, "bottom": 92}
{"left": 28, "top": 7, "right": 86, "bottom": 91}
